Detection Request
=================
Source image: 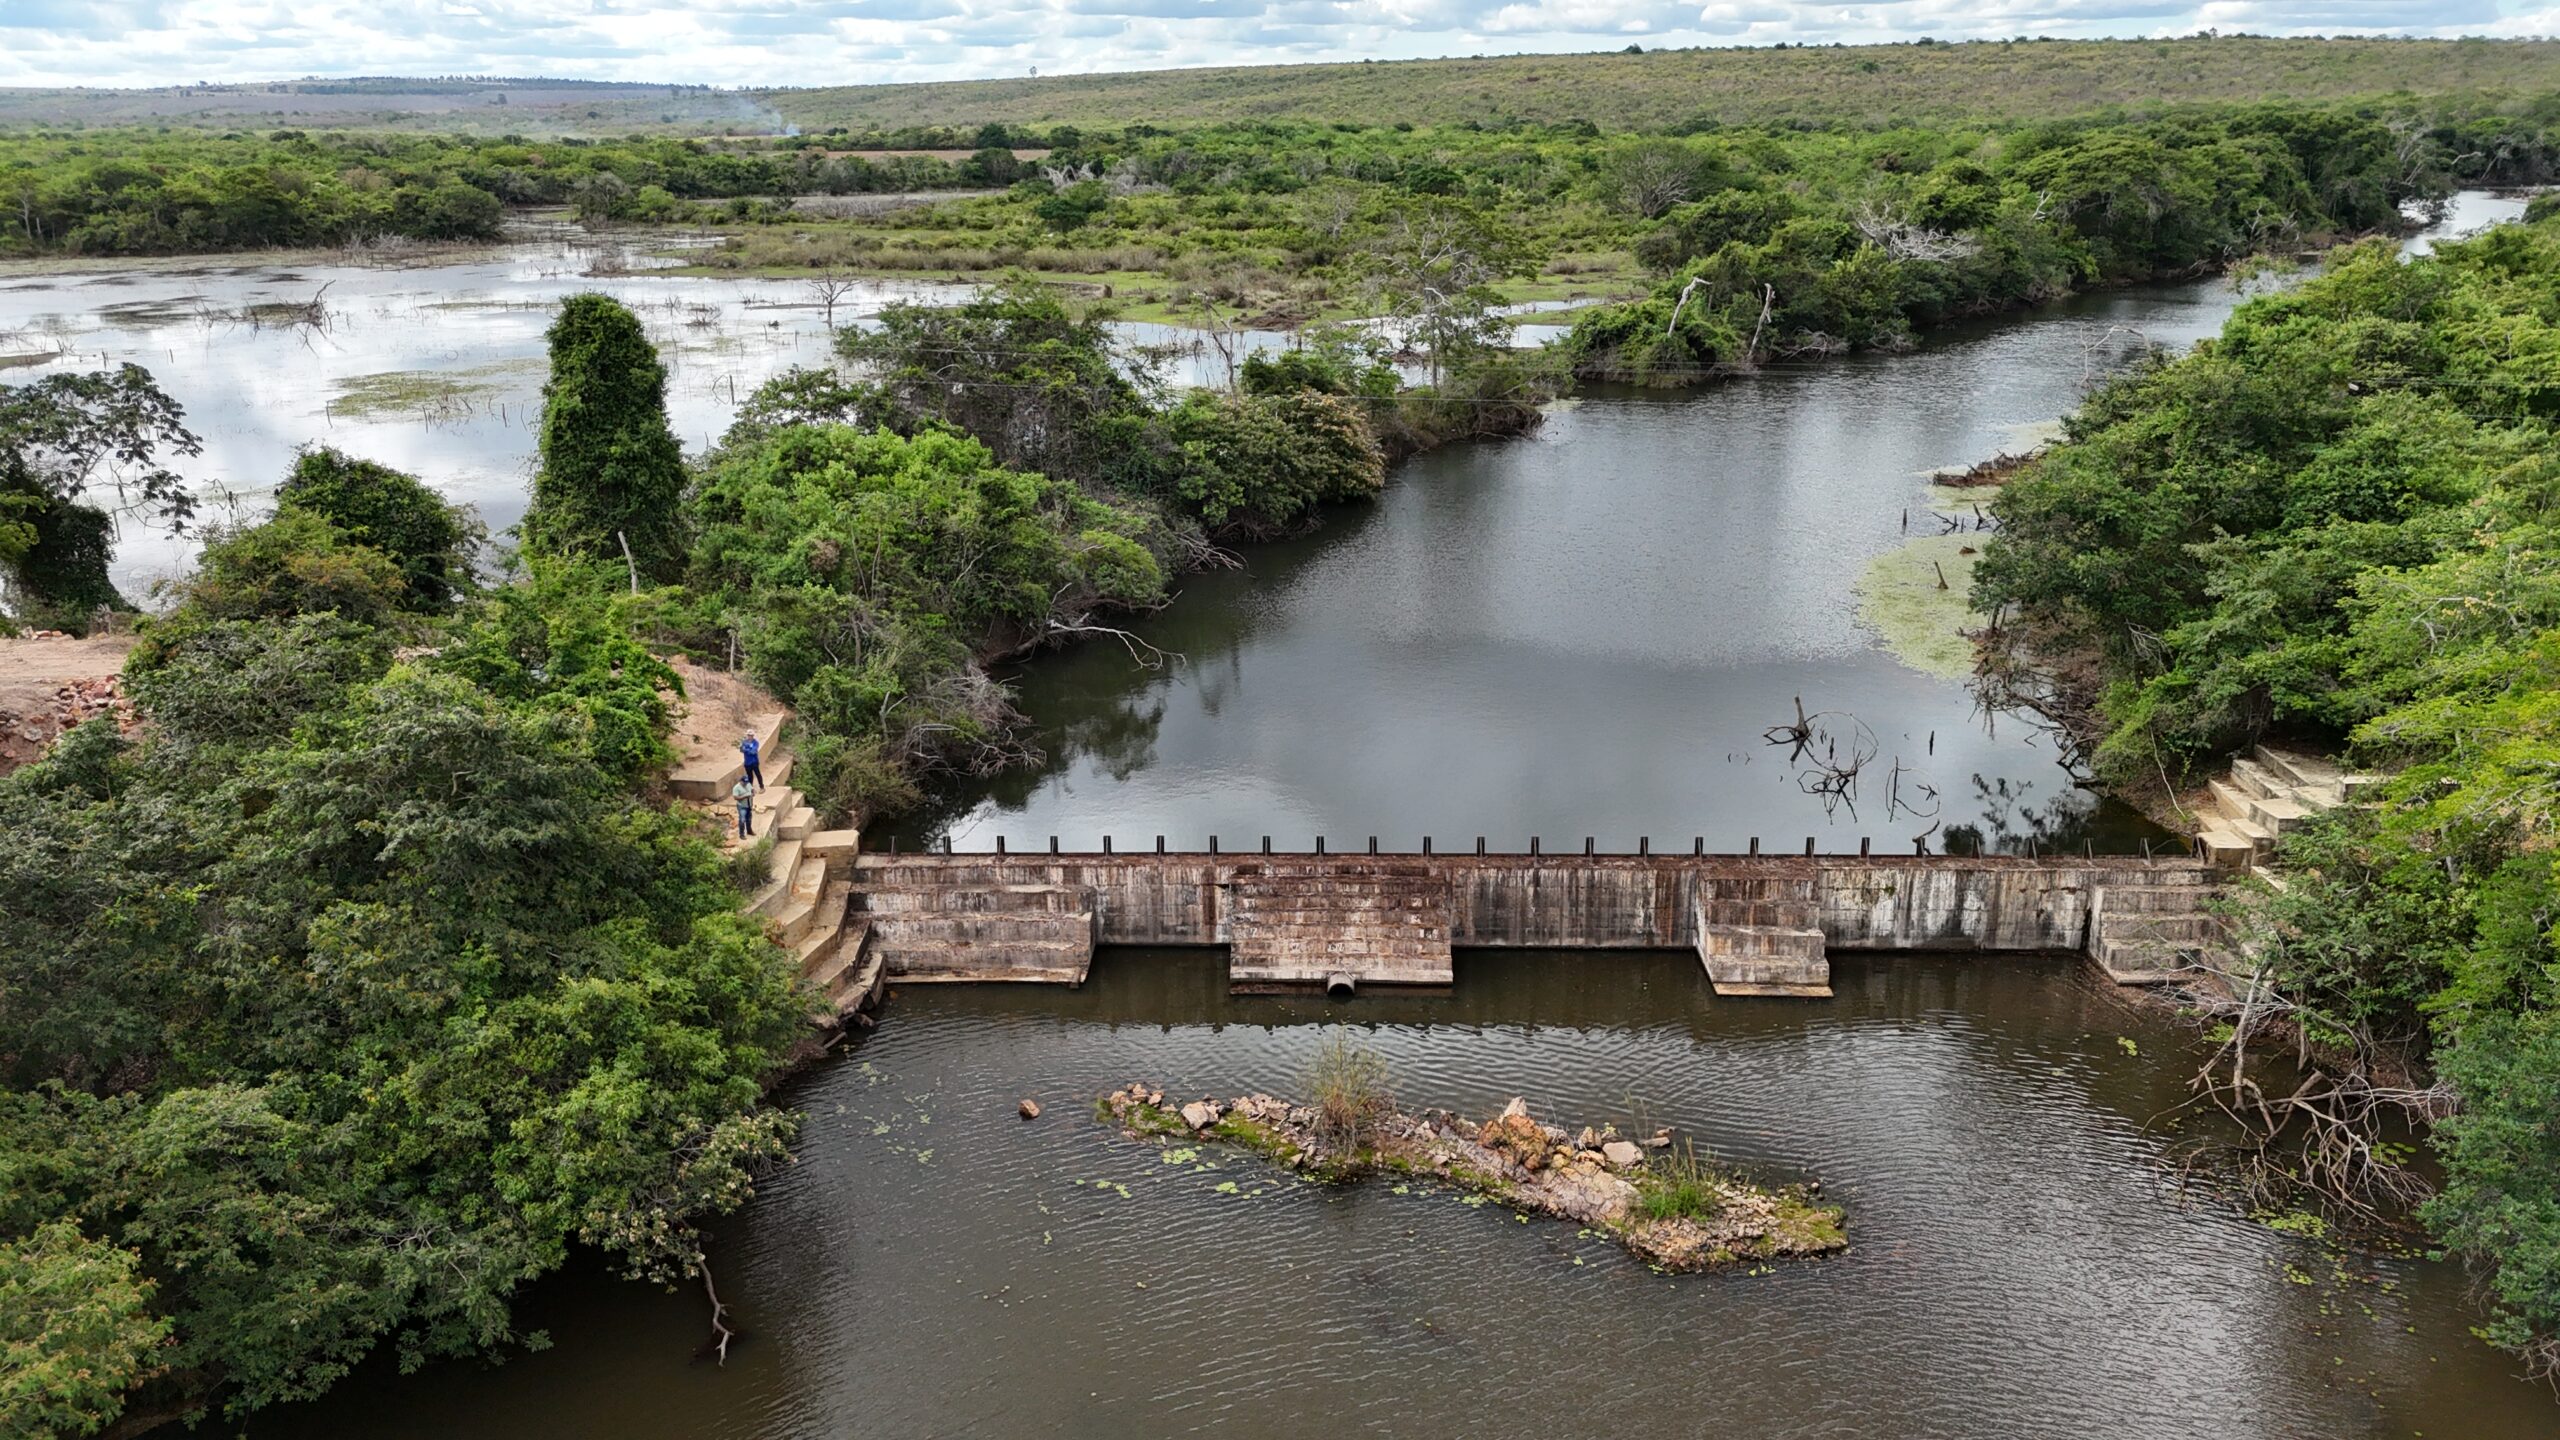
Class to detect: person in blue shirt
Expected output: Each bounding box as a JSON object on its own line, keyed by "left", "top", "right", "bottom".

{"left": 739, "top": 732, "right": 765, "bottom": 790}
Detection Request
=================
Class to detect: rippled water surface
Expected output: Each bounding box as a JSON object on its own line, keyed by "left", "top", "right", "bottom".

{"left": 259, "top": 951, "right": 2556, "bottom": 1439}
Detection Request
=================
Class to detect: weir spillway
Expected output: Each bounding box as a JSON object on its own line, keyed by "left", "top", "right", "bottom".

{"left": 839, "top": 850, "right": 2227, "bottom": 997}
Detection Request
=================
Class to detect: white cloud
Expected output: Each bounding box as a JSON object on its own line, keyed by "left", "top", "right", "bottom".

{"left": 0, "top": 0, "right": 2549, "bottom": 89}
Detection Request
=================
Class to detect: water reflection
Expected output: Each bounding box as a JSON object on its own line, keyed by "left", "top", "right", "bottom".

{"left": 0, "top": 230, "right": 1279, "bottom": 596}
{"left": 893, "top": 274, "right": 2271, "bottom": 853}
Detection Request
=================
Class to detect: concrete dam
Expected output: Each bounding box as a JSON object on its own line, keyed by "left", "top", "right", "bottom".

{"left": 832, "top": 848, "right": 2228, "bottom": 998}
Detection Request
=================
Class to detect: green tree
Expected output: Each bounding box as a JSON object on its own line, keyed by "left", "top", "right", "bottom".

{"left": 521, "top": 294, "right": 687, "bottom": 583}
{"left": 1153, "top": 390, "right": 1385, "bottom": 531}
{"left": 685, "top": 421, "right": 1163, "bottom": 818}
{"left": 837, "top": 277, "right": 1154, "bottom": 487}
{"left": 0, "top": 525, "right": 807, "bottom": 1428}
{"left": 0, "top": 1221, "right": 169, "bottom": 1440}
{"left": 168, "top": 511, "right": 409, "bottom": 626}
{"left": 1355, "top": 196, "right": 1527, "bottom": 387}
{"left": 1975, "top": 212, "right": 2560, "bottom": 1369}
{"left": 0, "top": 365, "right": 199, "bottom": 623}
{"left": 276, "top": 447, "right": 475, "bottom": 608}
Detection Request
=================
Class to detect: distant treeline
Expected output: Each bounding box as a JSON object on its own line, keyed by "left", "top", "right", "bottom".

{"left": 761, "top": 37, "right": 2560, "bottom": 133}
{"left": 0, "top": 127, "right": 1098, "bottom": 255}
{"left": 1566, "top": 103, "right": 2560, "bottom": 383}
{"left": 4, "top": 100, "right": 2556, "bottom": 264}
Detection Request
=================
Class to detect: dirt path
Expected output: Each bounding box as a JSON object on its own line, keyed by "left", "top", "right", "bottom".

{"left": 663, "top": 657, "right": 796, "bottom": 848}
{"left": 0, "top": 631, "right": 138, "bottom": 773}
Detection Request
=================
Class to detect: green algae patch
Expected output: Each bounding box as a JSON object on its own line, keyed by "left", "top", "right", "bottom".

{"left": 326, "top": 360, "right": 533, "bottom": 420}
{"left": 1857, "top": 531, "right": 1985, "bottom": 680}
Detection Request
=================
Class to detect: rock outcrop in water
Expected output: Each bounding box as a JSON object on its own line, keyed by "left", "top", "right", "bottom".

{"left": 1101, "top": 1083, "right": 1846, "bottom": 1271}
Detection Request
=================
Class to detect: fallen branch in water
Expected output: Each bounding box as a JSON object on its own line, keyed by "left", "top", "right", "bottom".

{"left": 1042, "top": 621, "right": 1178, "bottom": 671}
{"left": 699, "top": 1259, "right": 738, "bottom": 1366}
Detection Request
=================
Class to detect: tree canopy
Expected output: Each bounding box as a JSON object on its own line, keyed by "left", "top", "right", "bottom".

{"left": 1977, "top": 213, "right": 2560, "bottom": 1377}
{"left": 522, "top": 294, "right": 688, "bottom": 583}
{"left": 0, "top": 487, "right": 805, "bottom": 1436}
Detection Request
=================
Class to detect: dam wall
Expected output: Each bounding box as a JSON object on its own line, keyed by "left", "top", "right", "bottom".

{"left": 844, "top": 851, "right": 2221, "bottom": 994}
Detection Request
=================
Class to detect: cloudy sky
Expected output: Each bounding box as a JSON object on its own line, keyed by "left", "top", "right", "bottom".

{"left": 2, "top": 0, "right": 2553, "bottom": 90}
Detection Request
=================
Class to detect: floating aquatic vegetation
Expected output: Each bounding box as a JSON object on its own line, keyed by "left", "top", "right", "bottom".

{"left": 325, "top": 360, "right": 534, "bottom": 421}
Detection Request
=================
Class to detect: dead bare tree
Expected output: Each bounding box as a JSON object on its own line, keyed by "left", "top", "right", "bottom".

{"left": 2080, "top": 323, "right": 2158, "bottom": 385}
{"left": 1193, "top": 298, "right": 1243, "bottom": 391}
{"left": 1744, "top": 284, "right": 1776, "bottom": 367}
{"left": 805, "top": 271, "right": 861, "bottom": 331}
{"left": 1664, "top": 275, "right": 1707, "bottom": 338}
{"left": 1883, "top": 757, "right": 1941, "bottom": 823}
{"left": 2167, "top": 932, "right": 2455, "bottom": 1225}
{"left": 1850, "top": 197, "right": 1982, "bottom": 262}
{"left": 1762, "top": 696, "right": 1882, "bottom": 819}
{"left": 1039, "top": 161, "right": 1099, "bottom": 192}
{"left": 1292, "top": 179, "right": 1366, "bottom": 248}
{"left": 1609, "top": 140, "right": 1700, "bottom": 219}
{"left": 698, "top": 1261, "right": 739, "bottom": 1365}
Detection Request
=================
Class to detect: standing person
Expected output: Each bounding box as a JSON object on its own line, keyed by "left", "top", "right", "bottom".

{"left": 740, "top": 732, "right": 765, "bottom": 790}
{"left": 732, "top": 777, "right": 756, "bottom": 839}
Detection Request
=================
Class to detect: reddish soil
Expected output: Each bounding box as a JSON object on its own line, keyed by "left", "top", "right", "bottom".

{"left": 0, "top": 632, "right": 138, "bottom": 774}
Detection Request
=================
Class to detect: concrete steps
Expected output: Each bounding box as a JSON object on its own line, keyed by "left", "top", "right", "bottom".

{"left": 2088, "top": 882, "right": 2231, "bottom": 986}
{"left": 793, "top": 880, "right": 852, "bottom": 978}
{"left": 2094, "top": 883, "right": 2220, "bottom": 914}
{"left": 672, "top": 706, "right": 790, "bottom": 801}
{"left": 2192, "top": 742, "right": 2383, "bottom": 873}
{"left": 1695, "top": 877, "right": 1828, "bottom": 997}
{"left": 857, "top": 883, "right": 1087, "bottom": 915}
{"left": 746, "top": 836, "right": 806, "bottom": 916}
{"left": 662, "top": 674, "right": 883, "bottom": 1028}
{"left": 853, "top": 881, "right": 1096, "bottom": 985}
{"left": 1221, "top": 863, "right": 1453, "bottom": 991}
{"left": 2208, "top": 778, "right": 2310, "bottom": 836}
{"left": 805, "top": 828, "right": 862, "bottom": 859}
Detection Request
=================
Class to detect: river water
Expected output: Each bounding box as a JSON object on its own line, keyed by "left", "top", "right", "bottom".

{"left": 11, "top": 194, "right": 2549, "bottom": 1435}
{"left": 259, "top": 953, "right": 2557, "bottom": 1439}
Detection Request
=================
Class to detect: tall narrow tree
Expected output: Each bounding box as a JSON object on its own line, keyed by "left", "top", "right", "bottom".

{"left": 521, "top": 294, "right": 685, "bottom": 582}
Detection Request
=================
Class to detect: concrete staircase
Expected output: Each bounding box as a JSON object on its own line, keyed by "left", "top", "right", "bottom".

{"left": 682, "top": 704, "right": 878, "bottom": 1022}
{"left": 1220, "top": 861, "right": 1454, "bottom": 992}
{"left": 2094, "top": 743, "right": 2381, "bottom": 987}
{"left": 847, "top": 861, "right": 1097, "bottom": 984}
{"left": 1694, "top": 875, "right": 1830, "bottom": 997}
{"left": 2087, "top": 880, "right": 2227, "bottom": 984}
{"left": 2194, "top": 743, "right": 2380, "bottom": 868}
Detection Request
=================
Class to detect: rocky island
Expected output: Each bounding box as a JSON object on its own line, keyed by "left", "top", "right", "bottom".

{"left": 1101, "top": 1081, "right": 1847, "bottom": 1271}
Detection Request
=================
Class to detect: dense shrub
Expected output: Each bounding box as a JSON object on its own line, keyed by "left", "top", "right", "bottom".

{"left": 277, "top": 446, "right": 476, "bottom": 608}
{"left": 1977, "top": 214, "right": 2560, "bottom": 1372}
{"left": 0, "top": 518, "right": 804, "bottom": 1434}
{"left": 1571, "top": 105, "right": 2503, "bottom": 383}
{"left": 522, "top": 295, "right": 688, "bottom": 582}
{"left": 1151, "top": 390, "right": 1385, "bottom": 530}
{"left": 686, "top": 422, "right": 1165, "bottom": 820}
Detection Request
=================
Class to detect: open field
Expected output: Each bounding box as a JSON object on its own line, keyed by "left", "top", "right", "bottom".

{"left": 0, "top": 77, "right": 783, "bottom": 135}
{"left": 8, "top": 39, "right": 2558, "bottom": 141}
{"left": 766, "top": 37, "right": 2560, "bottom": 133}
